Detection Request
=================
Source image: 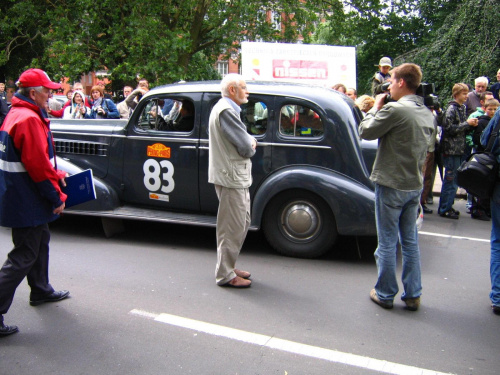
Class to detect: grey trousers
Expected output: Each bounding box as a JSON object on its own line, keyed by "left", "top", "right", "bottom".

{"left": 214, "top": 185, "right": 251, "bottom": 285}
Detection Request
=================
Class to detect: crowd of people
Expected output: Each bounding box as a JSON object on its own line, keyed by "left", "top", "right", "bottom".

{"left": 0, "top": 77, "right": 158, "bottom": 126}
{"left": 332, "top": 59, "right": 500, "bottom": 223}
{"left": 1, "top": 61, "right": 500, "bottom": 339}
{"left": 333, "top": 58, "right": 500, "bottom": 317}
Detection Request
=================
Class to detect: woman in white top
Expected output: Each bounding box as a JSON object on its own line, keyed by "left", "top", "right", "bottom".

{"left": 63, "top": 91, "right": 90, "bottom": 119}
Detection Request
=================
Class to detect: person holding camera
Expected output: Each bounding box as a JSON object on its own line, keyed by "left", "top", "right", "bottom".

{"left": 124, "top": 78, "right": 150, "bottom": 118}
{"left": 85, "top": 85, "right": 119, "bottom": 119}
{"left": 359, "top": 63, "right": 434, "bottom": 311}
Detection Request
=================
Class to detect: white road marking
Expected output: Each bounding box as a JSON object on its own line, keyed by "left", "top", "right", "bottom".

{"left": 130, "top": 309, "right": 454, "bottom": 375}
{"left": 419, "top": 231, "right": 490, "bottom": 243}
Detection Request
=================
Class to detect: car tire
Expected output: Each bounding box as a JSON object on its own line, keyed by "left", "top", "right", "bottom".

{"left": 262, "top": 190, "right": 337, "bottom": 258}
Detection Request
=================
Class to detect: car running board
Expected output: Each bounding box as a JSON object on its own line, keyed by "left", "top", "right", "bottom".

{"left": 65, "top": 205, "right": 259, "bottom": 237}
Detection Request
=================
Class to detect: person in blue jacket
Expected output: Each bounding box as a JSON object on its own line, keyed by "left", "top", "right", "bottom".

{"left": 490, "top": 69, "right": 500, "bottom": 101}
{"left": 481, "top": 108, "right": 500, "bottom": 316}
{"left": 85, "top": 85, "right": 119, "bottom": 119}
{"left": 0, "top": 69, "right": 71, "bottom": 337}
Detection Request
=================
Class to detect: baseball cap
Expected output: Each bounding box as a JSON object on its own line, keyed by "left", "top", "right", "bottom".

{"left": 377, "top": 57, "right": 392, "bottom": 67}
{"left": 17, "top": 68, "right": 61, "bottom": 90}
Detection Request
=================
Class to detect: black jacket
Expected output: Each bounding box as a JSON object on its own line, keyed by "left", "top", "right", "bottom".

{"left": 0, "top": 97, "right": 9, "bottom": 126}
{"left": 440, "top": 100, "right": 471, "bottom": 156}
{"left": 472, "top": 114, "right": 492, "bottom": 152}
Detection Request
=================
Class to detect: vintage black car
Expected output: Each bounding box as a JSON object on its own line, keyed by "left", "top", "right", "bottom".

{"left": 52, "top": 81, "right": 377, "bottom": 258}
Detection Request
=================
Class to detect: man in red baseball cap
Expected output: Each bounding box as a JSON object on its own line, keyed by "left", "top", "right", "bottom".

{"left": 0, "top": 68, "right": 70, "bottom": 337}
{"left": 17, "top": 68, "right": 64, "bottom": 90}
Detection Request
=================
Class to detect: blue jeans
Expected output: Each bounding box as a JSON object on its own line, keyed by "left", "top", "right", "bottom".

{"left": 490, "top": 183, "right": 500, "bottom": 307}
{"left": 373, "top": 184, "right": 422, "bottom": 302}
{"left": 438, "top": 155, "right": 463, "bottom": 215}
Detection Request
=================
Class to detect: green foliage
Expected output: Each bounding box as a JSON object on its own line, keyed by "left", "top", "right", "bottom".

{"left": 4, "top": 0, "right": 496, "bottom": 105}
{"left": 0, "top": 0, "right": 331, "bottom": 88}
{"left": 311, "top": 0, "right": 499, "bottom": 100}
{"left": 0, "top": 0, "right": 50, "bottom": 82}
{"left": 401, "top": 0, "right": 500, "bottom": 102}
{"left": 313, "top": 0, "right": 433, "bottom": 94}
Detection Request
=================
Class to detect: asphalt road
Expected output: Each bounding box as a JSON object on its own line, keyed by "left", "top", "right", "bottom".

{"left": 0, "top": 198, "right": 498, "bottom": 375}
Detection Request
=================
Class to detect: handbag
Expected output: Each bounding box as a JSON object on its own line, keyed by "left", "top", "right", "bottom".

{"left": 457, "top": 120, "right": 500, "bottom": 198}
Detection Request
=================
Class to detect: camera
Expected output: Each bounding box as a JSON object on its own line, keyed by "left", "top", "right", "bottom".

{"left": 382, "top": 82, "right": 440, "bottom": 109}
{"left": 416, "top": 83, "right": 440, "bottom": 110}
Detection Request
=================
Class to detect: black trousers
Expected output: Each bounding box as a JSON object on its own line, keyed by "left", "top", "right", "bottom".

{"left": 0, "top": 224, "right": 54, "bottom": 322}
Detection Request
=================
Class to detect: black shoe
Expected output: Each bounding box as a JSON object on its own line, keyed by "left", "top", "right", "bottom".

{"left": 493, "top": 305, "right": 500, "bottom": 315}
{"left": 422, "top": 205, "right": 433, "bottom": 214}
{"left": 30, "top": 290, "right": 70, "bottom": 306}
{"left": 470, "top": 213, "right": 491, "bottom": 221}
{"left": 451, "top": 208, "right": 460, "bottom": 216}
{"left": 0, "top": 323, "right": 19, "bottom": 337}
{"left": 471, "top": 210, "right": 491, "bottom": 221}
{"left": 439, "top": 210, "right": 459, "bottom": 219}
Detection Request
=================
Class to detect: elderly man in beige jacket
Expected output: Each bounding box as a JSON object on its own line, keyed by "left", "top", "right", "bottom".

{"left": 208, "top": 74, "right": 257, "bottom": 288}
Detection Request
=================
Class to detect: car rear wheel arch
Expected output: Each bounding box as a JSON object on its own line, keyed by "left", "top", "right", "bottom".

{"left": 262, "top": 189, "right": 337, "bottom": 258}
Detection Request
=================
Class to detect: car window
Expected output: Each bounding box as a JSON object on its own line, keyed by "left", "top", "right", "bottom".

{"left": 279, "top": 104, "right": 323, "bottom": 137}
{"left": 135, "top": 97, "right": 194, "bottom": 132}
{"left": 207, "top": 98, "right": 269, "bottom": 137}
{"left": 241, "top": 99, "right": 268, "bottom": 136}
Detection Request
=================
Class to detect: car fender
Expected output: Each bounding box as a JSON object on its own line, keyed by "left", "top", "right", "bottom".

{"left": 56, "top": 157, "right": 120, "bottom": 211}
{"left": 251, "top": 166, "right": 376, "bottom": 236}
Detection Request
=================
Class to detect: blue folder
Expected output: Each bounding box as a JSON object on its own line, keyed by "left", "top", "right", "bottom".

{"left": 62, "top": 169, "right": 96, "bottom": 208}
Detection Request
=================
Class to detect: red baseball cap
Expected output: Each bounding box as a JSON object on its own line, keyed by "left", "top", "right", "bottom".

{"left": 17, "top": 68, "right": 61, "bottom": 90}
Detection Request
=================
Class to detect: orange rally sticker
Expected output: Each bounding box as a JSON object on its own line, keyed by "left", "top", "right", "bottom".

{"left": 147, "top": 143, "right": 171, "bottom": 158}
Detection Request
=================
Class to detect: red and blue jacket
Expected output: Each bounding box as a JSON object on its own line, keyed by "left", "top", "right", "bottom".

{"left": 0, "top": 93, "right": 67, "bottom": 228}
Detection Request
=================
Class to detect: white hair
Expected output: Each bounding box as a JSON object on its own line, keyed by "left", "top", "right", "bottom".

{"left": 17, "top": 85, "right": 44, "bottom": 96}
{"left": 221, "top": 74, "right": 245, "bottom": 97}
{"left": 475, "top": 76, "right": 489, "bottom": 85}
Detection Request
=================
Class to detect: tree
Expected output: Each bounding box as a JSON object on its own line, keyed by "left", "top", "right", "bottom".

{"left": 0, "top": 0, "right": 334, "bottom": 88}
{"left": 311, "top": 0, "right": 468, "bottom": 95}
{"left": 400, "top": 0, "right": 500, "bottom": 101}
{"left": 0, "top": 0, "right": 51, "bottom": 83}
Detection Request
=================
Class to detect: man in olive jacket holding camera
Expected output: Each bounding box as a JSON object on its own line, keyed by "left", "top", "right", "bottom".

{"left": 359, "top": 63, "right": 434, "bottom": 312}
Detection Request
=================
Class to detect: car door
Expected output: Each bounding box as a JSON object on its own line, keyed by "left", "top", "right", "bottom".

{"left": 198, "top": 92, "right": 274, "bottom": 214}
{"left": 122, "top": 93, "right": 202, "bottom": 211}
{"left": 271, "top": 96, "right": 334, "bottom": 170}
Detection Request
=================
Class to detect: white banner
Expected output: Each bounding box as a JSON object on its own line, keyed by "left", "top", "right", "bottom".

{"left": 241, "top": 42, "right": 356, "bottom": 89}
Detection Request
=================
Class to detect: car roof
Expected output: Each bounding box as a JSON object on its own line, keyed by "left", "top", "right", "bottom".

{"left": 145, "top": 80, "right": 352, "bottom": 107}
